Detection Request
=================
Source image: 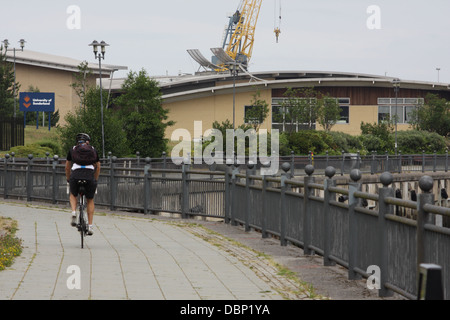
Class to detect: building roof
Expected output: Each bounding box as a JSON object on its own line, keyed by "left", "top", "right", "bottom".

{"left": 5, "top": 50, "right": 127, "bottom": 75}
{"left": 91, "top": 69, "right": 450, "bottom": 104}
{"left": 136, "top": 70, "right": 450, "bottom": 103}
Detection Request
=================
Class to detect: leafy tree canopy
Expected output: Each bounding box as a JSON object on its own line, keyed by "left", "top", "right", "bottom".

{"left": 114, "top": 69, "right": 174, "bottom": 157}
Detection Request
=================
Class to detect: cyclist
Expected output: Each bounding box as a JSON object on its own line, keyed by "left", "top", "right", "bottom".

{"left": 65, "top": 133, "right": 101, "bottom": 236}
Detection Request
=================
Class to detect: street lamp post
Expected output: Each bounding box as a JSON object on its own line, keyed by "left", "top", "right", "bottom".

{"left": 392, "top": 78, "right": 401, "bottom": 155}
{"left": 89, "top": 40, "right": 109, "bottom": 159}
{"left": 227, "top": 61, "right": 240, "bottom": 131}
{"left": 3, "top": 39, "right": 26, "bottom": 118}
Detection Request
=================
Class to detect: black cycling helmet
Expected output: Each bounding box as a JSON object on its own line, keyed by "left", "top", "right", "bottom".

{"left": 76, "top": 133, "right": 91, "bottom": 143}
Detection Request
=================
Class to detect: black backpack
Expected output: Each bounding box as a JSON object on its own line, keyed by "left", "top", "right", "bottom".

{"left": 71, "top": 144, "right": 97, "bottom": 166}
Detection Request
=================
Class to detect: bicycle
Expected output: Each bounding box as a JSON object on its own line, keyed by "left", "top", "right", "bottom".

{"left": 76, "top": 180, "right": 89, "bottom": 249}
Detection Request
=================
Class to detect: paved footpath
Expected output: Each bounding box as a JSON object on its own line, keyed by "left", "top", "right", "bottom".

{"left": 0, "top": 200, "right": 403, "bottom": 301}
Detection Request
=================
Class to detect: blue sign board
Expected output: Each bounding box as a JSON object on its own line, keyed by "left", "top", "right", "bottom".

{"left": 19, "top": 92, "right": 56, "bottom": 131}
{"left": 19, "top": 92, "right": 55, "bottom": 112}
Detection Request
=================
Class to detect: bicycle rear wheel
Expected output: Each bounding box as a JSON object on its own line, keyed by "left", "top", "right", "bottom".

{"left": 80, "top": 206, "right": 85, "bottom": 249}
{"left": 79, "top": 195, "right": 87, "bottom": 249}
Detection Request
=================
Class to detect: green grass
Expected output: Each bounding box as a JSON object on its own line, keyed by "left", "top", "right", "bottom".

{"left": 24, "top": 126, "right": 59, "bottom": 145}
{"left": 1, "top": 127, "right": 61, "bottom": 158}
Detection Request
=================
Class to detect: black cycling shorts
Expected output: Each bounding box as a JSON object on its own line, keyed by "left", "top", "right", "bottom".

{"left": 69, "top": 178, "right": 98, "bottom": 199}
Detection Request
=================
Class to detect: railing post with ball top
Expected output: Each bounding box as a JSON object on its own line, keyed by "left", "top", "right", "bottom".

{"left": 348, "top": 169, "right": 362, "bottom": 280}
{"left": 280, "top": 162, "right": 290, "bottom": 246}
{"left": 323, "top": 166, "right": 336, "bottom": 266}
{"left": 417, "top": 175, "right": 435, "bottom": 280}
{"left": 303, "top": 165, "right": 315, "bottom": 255}
{"left": 377, "top": 172, "right": 395, "bottom": 297}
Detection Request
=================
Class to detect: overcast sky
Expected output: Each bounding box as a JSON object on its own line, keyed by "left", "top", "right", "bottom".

{"left": 2, "top": 1, "right": 450, "bottom": 83}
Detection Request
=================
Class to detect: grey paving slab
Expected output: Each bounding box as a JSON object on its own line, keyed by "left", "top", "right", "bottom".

{"left": 0, "top": 201, "right": 286, "bottom": 300}
{"left": 1, "top": 200, "right": 405, "bottom": 302}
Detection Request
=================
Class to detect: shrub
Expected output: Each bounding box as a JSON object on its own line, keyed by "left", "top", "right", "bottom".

{"left": 35, "top": 139, "right": 62, "bottom": 156}
{"left": 287, "top": 131, "right": 334, "bottom": 155}
{"left": 397, "top": 130, "right": 447, "bottom": 154}
{"left": 358, "top": 134, "right": 386, "bottom": 154}
{"left": 328, "top": 131, "right": 363, "bottom": 153}
{"left": 9, "top": 144, "right": 54, "bottom": 158}
{"left": 279, "top": 132, "right": 291, "bottom": 156}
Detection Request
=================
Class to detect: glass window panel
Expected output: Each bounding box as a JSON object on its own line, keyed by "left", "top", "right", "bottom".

{"left": 272, "top": 105, "right": 284, "bottom": 123}
{"left": 391, "top": 98, "right": 404, "bottom": 105}
{"left": 339, "top": 106, "right": 349, "bottom": 124}
{"left": 405, "top": 98, "right": 418, "bottom": 104}
{"left": 392, "top": 105, "right": 404, "bottom": 123}
{"left": 272, "top": 123, "right": 284, "bottom": 132}
{"left": 285, "top": 124, "right": 297, "bottom": 132}
{"left": 404, "top": 106, "right": 415, "bottom": 123}
{"left": 378, "top": 106, "right": 390, "bottom": 122}
{"left": 272, "top": 98, "right": 285, "bottom": 105}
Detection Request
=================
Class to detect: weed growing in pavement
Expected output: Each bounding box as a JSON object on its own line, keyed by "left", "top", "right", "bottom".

{"left": 0, "top": 218, "right": 23, "bottom": 271}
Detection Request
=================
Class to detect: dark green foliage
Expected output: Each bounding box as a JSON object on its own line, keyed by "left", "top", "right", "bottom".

{"left": 287, "top": 130, "right": 336, "bottom": 155}
{"left": 0, "top": 49, "right": 19, "bottom": 117}
{"left": 327, "top": 131, "right": 363, "bottom": 153}
{"left": 58, "top": 87, "right": 130, "bottom": 158}
{"left": 10, "top": 144, "right": 54, "bottom": 158}
{"left": 410, "top": 93, "right": 450, "bottom": 137}
{"left": 282, "top": 129, "right": 446, "bottom": 156}
{"left": 359, "top": 121, "right": 395, "bottom": 153}
{"left": 396, "top": 130, "right": 447, "bottom": 154}
{"left": 114, "top": 69, "right": 174, "bottom": 158}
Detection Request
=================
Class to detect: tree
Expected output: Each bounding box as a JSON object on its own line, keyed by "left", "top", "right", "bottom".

{"left": 0, "top": 47, "right": 19, "bottom": 117}
{"left": 244, "top": 89, "right": 270, "bottom": 131}
{"left": 114, "top": 69, "right": 174, "bottom": 157}
{"left": 317, "top": 93, "right": 342, "bottom": 132}
{"left": 70, "top": 61, "right": 93, "bottom": 109}
{"left": 58, "top": 86, "right": 130, "bottom": 157}
{"left": 410, "top": 93, "right": 450, "bottom": 137}
{"left": 360, "top": 120, "right": 395, "bottom": 153}
{"left": 280, "top": 87, "right": 320, "bottom": 131}
{"left": 278, "top": 88, "right": 304, "bottom": 132}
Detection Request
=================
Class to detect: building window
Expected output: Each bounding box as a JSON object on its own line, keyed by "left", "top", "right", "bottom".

{"left": 337, "top": 98, "right": 350, "bottom": 124}
{"left": 272, "top": 97, "right": 350, "bottom": 132}
{"left": 377, "top": 98, "right": 423, "bottom": 124}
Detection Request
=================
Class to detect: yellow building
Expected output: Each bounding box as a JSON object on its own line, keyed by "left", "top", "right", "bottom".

{"left": 5, "top": 50, "right": 127, "bottom": 125}
{"left": 8, "top": 50, "right": 448, "bottom": 140}
{"left": 115, "top": 70, "right": 448, "bottom": 140}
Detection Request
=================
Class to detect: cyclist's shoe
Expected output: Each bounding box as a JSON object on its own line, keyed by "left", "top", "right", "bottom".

{"left": 87, "top": 225, "right": 94, "bottom": 236}
{"left": 71, "top": 213, "right": 77, "bottom": 227}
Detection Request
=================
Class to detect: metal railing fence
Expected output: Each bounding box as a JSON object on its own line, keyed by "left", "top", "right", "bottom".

{"left": 0, "top": 117, "right": 24, "bottom": 151}
{"left": 0, "top": 153, "right": 449, "bottom": 300}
